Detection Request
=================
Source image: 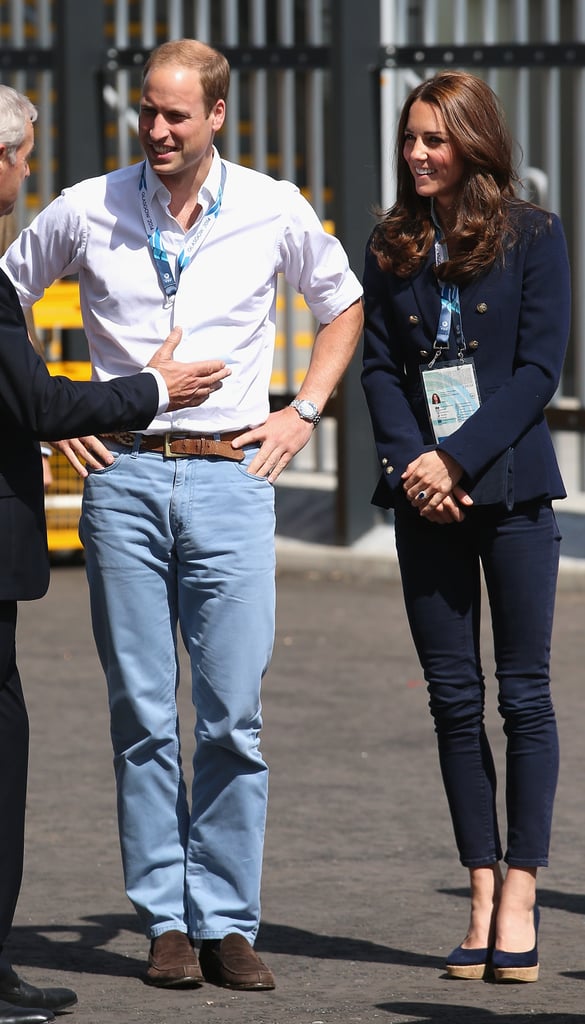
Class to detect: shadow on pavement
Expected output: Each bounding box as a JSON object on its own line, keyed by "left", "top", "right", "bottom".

{"left": 11, "top": 915, "right": 444, "bottom": 976}
{"left": 377, "top": 1003, "right": 585, "bottom": 1023}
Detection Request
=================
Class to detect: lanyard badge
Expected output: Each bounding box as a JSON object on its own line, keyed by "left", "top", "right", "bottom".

{"left": 421, "top": 358, "right": 481, "bottom": 443}
{"left": 138, "top": 161, "right": 226, "bottom": 305}
{"left": 420, "top": 202, "right": 480, "bottom": 441}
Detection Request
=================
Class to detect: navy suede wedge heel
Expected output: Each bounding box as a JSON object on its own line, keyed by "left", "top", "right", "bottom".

{"left": 445, "top": 944, "right": 491, "bottom": 980}
{"left": 492, "top": 906, "right": 540, "bottom": 983}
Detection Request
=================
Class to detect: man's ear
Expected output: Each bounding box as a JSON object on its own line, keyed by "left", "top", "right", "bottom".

{"left": 0, "top": 143, "right": 7, "bottom": 167}
{"left": 211, "top": 99, "right": 226, "bottom": 132}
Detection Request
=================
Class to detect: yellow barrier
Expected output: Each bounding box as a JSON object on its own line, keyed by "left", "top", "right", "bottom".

{"left": 43, "top": 361, "right": 91, "bottom": 553}
{"left": 33, "top": 281, "right": 83, "bottom": 329}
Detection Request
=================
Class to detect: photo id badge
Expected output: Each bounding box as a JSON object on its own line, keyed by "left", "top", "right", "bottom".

{"left": 421, "top": 358, "right": 481, "bottom": 443}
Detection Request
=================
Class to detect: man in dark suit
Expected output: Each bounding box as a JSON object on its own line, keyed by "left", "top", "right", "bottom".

{"left": 0, "top": 83, "right": 229, "bottom": 1024}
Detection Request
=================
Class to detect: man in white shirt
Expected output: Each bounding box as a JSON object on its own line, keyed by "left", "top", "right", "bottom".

{"left": 0, "top": 81, "right": 236, "bottom": 1024}
{"left": 2, "top": 38, "right": 363, "bottom": 992}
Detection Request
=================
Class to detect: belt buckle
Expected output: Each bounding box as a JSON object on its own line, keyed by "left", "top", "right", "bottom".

{"left": 163, "top": 433, "right": 188, "bottom": 458}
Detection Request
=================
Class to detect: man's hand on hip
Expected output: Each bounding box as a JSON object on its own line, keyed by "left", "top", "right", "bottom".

{"left": 232, "top": 406, "right": 314, "bottom": 482}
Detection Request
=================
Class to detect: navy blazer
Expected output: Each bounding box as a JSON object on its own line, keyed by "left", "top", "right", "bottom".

{"left": 361, "top": 205, "right": 570, "bottom": 510}
{"left": 0, "top": 268, "right": 160, "bottom": 602}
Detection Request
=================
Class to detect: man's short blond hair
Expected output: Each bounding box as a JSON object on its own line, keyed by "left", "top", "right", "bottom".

{"left": 143, "top": 39, "right": 230, "bottom": 116}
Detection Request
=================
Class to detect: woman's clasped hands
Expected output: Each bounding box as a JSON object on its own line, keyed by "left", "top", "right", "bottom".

{"left": 402, "top": 449, "right": 473, "bottom": 523}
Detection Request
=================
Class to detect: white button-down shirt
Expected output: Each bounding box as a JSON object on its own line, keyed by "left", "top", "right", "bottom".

{"left": 2, "top": 149, "right": 362, "bottom": 434}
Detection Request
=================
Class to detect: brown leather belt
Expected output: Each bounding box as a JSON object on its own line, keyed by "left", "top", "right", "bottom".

{"left": 101, "top": 431, "right": 245, "bottom": 462}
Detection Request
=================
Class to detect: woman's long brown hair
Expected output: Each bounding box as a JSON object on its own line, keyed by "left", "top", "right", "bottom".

{"left": 371, "top": 71, "right": 525, "bottom": 285}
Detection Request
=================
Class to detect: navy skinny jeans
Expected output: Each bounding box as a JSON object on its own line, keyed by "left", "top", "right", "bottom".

{"left": 394, "top": 500, "right": 560, "bottom": 868}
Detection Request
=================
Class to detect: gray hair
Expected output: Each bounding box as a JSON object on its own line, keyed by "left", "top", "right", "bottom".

{"left": 0, "top": 84, "right": 37, "bottom": 164}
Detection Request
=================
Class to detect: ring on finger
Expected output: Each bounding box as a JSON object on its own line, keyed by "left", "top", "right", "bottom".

{"left": 416, "top": 490, "right": 427, "bottom": 501}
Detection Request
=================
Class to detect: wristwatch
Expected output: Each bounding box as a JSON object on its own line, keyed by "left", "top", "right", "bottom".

{"left": 290, "top": 398, "right": 321, "bottom": 426}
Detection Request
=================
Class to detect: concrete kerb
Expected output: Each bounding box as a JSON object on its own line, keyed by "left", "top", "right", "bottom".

{"left": 273, "top": 479, "right": 585, "bottom": 587}
{"left": 275, "top": 528, "right": 585, "bottom": 590}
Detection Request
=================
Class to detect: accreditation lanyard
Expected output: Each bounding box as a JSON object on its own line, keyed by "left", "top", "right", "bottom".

{"left": 138, "top": 160, "right": 226, "bottom": 306}
{"left": 428, "top": 204, "right": 465, "bottom": 369}
{"left": 421, "top": 203, "right": 480, "bottom": 441}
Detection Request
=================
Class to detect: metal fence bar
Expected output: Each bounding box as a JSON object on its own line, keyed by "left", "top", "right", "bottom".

{"left": 0, "top": 1, "right": 52, "bottom": 217}
{"left": 573, "top": 4, "right": 585, "bottom": 489}
{"left": 8, "top": 0, "right": 27, "bottom": 227}
{"left": 539, "top": 2, "right": 561, "bottom": 217}
{"left": 454, "top": 0, "right": 468, "bottom": 42}
{"left": 303, "top": 0, "right": 331, "bottom": 472}
{"left": 194, "top": 0, "right": 211, "bottom": 40}
{"left": 306, "top": 0, "right": 325, "bottom": 220}
{"left": 512, "top": 1, "right": 530, "bottom": 186}
{"left": 167, "top": 0, "right": 184, "bottom": 39}
{"left": 113, "top": 0, "right": 132, "bottom": 169}
{"left": 277, "top": 0, "right": 297, "bottom": 404}
{"left": 141, "top": 0, "right": 157, "bottom": 48}
{"left": 250, "top": 0, "right": 268, "bottom": 176}
{"left": 482, "top": 0, "right": 498, "bottom": 92}
{"left": 221, "top": 0, "right": 241, "bottom": 162}
{"left": 331, "top": 0, "right": 381, "bottom": 541}
{"left": 36, "top": 0, "right": 52, "bottom": 210}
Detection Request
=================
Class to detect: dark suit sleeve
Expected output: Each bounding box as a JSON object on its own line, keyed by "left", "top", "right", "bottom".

{"left": 0, "top": 269, "right": 159, "bottom": 438}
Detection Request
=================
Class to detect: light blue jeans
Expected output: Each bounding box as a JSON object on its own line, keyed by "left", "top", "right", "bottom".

{"left": 79, "top": 441, "right": 276, "bottom": 941}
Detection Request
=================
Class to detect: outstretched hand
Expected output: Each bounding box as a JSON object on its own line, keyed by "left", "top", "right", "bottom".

{"left": 148, "top": 327, "right": 231, "bottom": 411}
{"left": 51, "top": 327, "right": 232, "bottom": 478}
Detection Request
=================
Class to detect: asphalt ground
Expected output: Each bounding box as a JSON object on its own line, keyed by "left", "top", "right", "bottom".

{"left": 8, "top": 518, "right": 585, "bottom": 1024}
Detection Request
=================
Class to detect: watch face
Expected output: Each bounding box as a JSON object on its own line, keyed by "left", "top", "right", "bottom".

{"left": 298, "top": 400, "right": 316, "bottom": 418}
{"left": 291, "top": 398, "right": 320, "bottom": 424}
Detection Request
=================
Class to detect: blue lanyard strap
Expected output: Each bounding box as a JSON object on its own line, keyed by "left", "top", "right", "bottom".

{"left": 138, "top": 160, "right": 226, "bottom": 301}
{"left": 436, "top": 282, "right": 460, "bottom": 347}
{"left": 149, "top": 227, "right": 175, "bottom": 296}
{"left": 429, "top": 202, "right": 465, "bottom": 367}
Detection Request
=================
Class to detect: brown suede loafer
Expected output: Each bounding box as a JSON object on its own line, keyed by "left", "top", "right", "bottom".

{"left": 199, "top": 933, "right": 275, "bottom": 990}
{"left": 145, "top": 930, "right": 203, "bottom": 987}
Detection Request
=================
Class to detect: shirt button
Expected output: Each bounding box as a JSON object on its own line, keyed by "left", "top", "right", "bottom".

{"left": 409, "top": 314, "right": 421, "bottom": 324}
{"left": 476, "top": 302, "right": 488, "bottom": 313}
{"left": 468, "top": 339, "right": 479, "bottom": 350}
{"left": 385, "top": 465, "right": 394, "bottom": 475}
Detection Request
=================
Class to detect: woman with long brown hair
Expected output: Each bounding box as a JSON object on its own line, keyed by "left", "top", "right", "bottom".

{"left": 362, "top": 70, "right": 570, "bottom": 983}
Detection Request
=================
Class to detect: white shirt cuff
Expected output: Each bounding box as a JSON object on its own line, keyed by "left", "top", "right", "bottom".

{"left": 141, "top": 367, "right": 169, "bottom": 415}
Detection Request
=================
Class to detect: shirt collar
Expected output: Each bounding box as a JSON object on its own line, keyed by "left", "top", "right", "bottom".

{"left": 142, "top": 147, "right": 222, "bottom": 218}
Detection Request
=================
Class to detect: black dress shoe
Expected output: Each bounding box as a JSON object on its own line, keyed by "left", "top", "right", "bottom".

{"left": 0, "top": 976, "right": 76, "bottom": 1013}
{"left": 0, "top": 999, "right": 55, "bottom": 1024}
